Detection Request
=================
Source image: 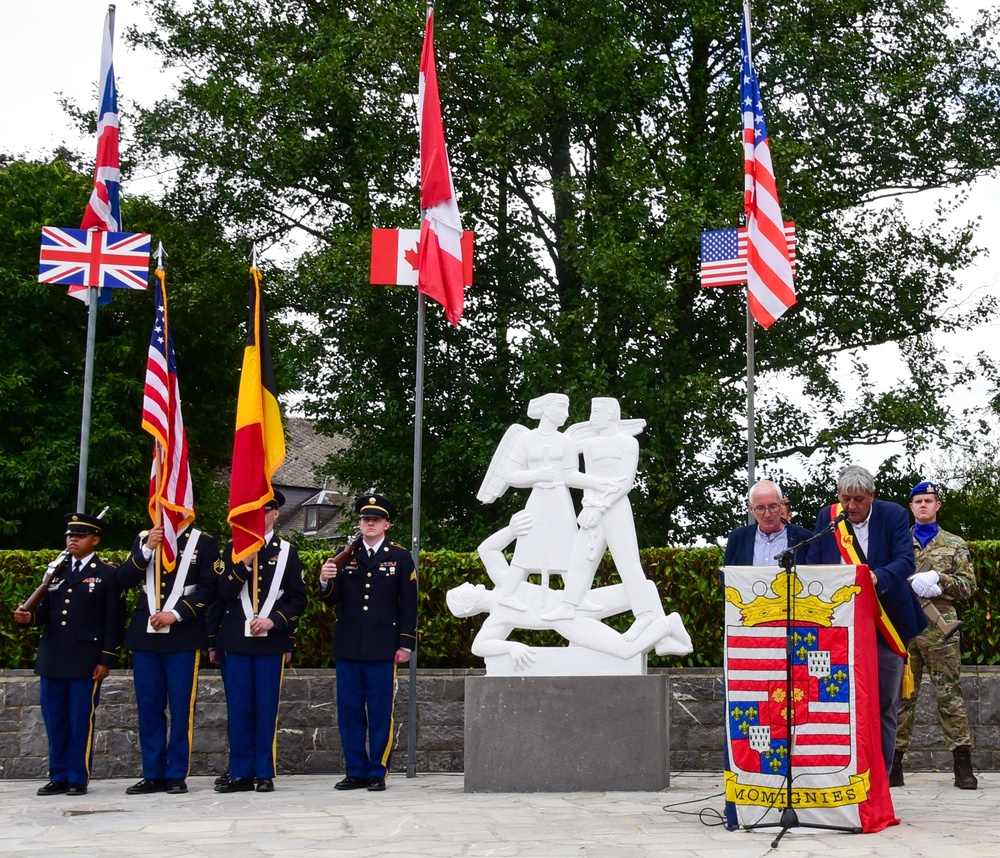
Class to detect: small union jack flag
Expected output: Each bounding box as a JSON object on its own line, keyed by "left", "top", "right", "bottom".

{"left": 39, "top": 227, "right": 150, "bottom": 290}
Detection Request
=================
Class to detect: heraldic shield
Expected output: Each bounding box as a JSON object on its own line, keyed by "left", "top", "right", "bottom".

{"left": 721, "top": 564, "right": 898, "bottom": 834}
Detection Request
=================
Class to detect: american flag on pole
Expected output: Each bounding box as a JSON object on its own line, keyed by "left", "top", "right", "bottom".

{"left": 39, "top": 227, "right": 150, "bottom": 290}
{"left": 722, "top": 564, "right": 897, "bottom": 833}
{"left": 141, "top": 264, "right": 194, "bottom": 571}
{"left": 741, "top": 9, "right": 796, "bottom": 327}
{"left": 69, "top": 6, "right": 123, "bottom": 303}
{"left": 417, "top": 9, "right": 466, "bottom": 325}
{"left": 700, "top": 223, "right": 797, "bottom": 288}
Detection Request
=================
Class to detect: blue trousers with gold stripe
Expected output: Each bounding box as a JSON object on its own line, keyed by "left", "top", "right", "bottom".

{"left": 224, "top": 652, "right": 284, "bottom": 780}
{"left": 336, "top": 660, "right": 396, "bottom": 780}
{"left": 132, "top": 649, "right": 200, "bottom": 780}
{"left": 40, "top": 677, "right": 101, "bottom": 786}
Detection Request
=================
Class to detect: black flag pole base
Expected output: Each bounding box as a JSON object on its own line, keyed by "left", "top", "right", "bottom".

{"left": 744, "top": 803, "right": 861, "bottom": 848}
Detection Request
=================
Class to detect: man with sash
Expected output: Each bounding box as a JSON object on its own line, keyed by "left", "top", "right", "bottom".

{"left": 724, "top": 479, "right": 813, "bottom": 566}
{"left": 116, "top": 516, "right": 221, "bottom": 795}
{"left": 13, "top": 513, "right": 125, "bottom": 797}
{"left": 319, "top": 494, "right": 418, "bottom": 792}
{"left": 806, "top": 464, "right": 925, "bottom": 772}
{"left": 892, "top": 480, "right": 978, "bottom": 790}
{"left": 214, "top": 491, "right": 306, "bottom": 793}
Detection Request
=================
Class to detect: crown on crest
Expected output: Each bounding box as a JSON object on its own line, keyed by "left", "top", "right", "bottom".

{"left": 725, "top": 571, "right": 859, "bottom": 627}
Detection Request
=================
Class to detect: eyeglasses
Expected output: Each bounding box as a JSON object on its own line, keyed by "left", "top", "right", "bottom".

{"left": 751, "top": 503, "right": 782, "bottom": 514}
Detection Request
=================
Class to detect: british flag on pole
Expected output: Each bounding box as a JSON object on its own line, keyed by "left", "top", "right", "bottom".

{"left": 722, "top": 565, "right": 897, "bottom": 833}
{"left": 38, "top": 8, "right": 149, "bottom": 300}
{"left": 70, "top": 6, "right": 127, "bottom": 303}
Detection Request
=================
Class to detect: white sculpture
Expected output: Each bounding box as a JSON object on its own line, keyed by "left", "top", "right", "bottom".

{"left": 477, "top": 393, "right": 613, "bottom": 610}
{"left": 458, "top": 395, "right": 694, "bottom": 676}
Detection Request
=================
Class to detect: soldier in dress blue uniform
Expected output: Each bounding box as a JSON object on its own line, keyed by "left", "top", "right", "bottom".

{"left": 214, "top": 491, "right": 306, "bottom": 793}
{"left": 116, "top": 516, "right": 222, "bottom": 795}
{"left": 320, "top": 494, "right": 418, "bottom": 792}
{"left": 13, "top": 512, "right": 125, "bottom": 797}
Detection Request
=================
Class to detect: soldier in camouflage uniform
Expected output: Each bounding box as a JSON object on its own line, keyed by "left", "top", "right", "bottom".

{"left": 891, "top": 481, "right": 977, "bottom": 790}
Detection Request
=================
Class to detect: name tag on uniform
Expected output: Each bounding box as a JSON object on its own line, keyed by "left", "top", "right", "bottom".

{"left": 146, "top": 619, "right": 170, "bottom": 634}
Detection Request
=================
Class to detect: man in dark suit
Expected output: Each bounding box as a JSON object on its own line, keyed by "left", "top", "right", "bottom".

{"left": 116, "top": 518, "right": 221, "bottom": 795}
{"left": 320, "top": 494, "right": 418, "bottom": 792}
{"left": 724, "top": 479, "right": 812, "bottom": 566}
{"left": 13, "top": 512, "right": 125, "bottom": 797}
{"left": 213, "top": 491, "right": 306, "bottom": 793}
{"left": 805, "top": 464, "right": 925, "bottom": 772}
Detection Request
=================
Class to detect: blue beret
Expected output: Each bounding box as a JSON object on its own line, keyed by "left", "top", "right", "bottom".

{"left": 909, "top": 481, "right": 939, "bottom": 499}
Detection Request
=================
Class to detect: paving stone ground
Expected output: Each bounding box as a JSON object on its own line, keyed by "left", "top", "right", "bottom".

{"left": 0, "top": 771, "right": 995, "bottom": 857}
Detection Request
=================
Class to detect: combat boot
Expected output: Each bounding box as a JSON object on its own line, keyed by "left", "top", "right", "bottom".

{"left": 953, "top": 745, "right": 978, "bottom": 790}
{"left": 889, "top": 749, "right": 904, "bottom": 787}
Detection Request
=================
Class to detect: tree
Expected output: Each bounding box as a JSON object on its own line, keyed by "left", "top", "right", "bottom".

{"left": 128, "top": 0, "right": 1000, "bottom": 548}
{"left": 0, "top": 157, "right": 250, "bottom": 548}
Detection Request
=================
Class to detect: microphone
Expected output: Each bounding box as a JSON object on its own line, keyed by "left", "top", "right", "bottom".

{"left": 825, "top": 509, "right": 849, "bottom": 532}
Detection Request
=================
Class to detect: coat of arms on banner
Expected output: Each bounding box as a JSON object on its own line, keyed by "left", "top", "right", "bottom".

{"left": 722, "top": 565, "right": 897, "bottom": 834}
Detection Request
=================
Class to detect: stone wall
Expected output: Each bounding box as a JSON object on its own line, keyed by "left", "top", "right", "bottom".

{"left": 1, "top": 666, "right": 998, "bottom": 778}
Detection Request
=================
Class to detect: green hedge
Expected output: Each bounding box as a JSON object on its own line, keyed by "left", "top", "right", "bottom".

{"left": 4, "top": 543, "right": 999, "bottom": 669}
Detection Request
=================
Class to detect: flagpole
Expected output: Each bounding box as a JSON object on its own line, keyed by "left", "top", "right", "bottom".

{"left": 407, "top": 290, "right": 425, "bottom": 779}
{"left": 75, "top": 287, "right": 99, "bottom": 512}
{"left": 743, "top": 0, "right": 757, "bottom": 514}
{"left": 746, "top": 307, "right": 756, "bottom": 521}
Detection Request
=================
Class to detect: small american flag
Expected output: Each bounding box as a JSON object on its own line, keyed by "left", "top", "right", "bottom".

{"left": 39, "top": 227, "right": 150, "bottom": 290}
{"left": 701, "top": 223, "right": 797, "bottom": 288}
{"left": 141, "top": 267, "right": 194, "bottom": 570}
{"left": 742, "top": 11, "right": 796, "bottom": 328}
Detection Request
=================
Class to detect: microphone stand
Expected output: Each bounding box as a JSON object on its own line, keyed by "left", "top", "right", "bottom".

{"left": 743, "top": 513, "right": 861, "bottom": 846}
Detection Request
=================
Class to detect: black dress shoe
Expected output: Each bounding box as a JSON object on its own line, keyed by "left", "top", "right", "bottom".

{"left": 166, "top": 779, "right": 188, "bottom": 795}
{"left": 334, "top": 776, "right": 368, "bottom": 791}
{"left": 37, "top": 781, "right": 69, "bottom": 796}
{"left": 66, "top": 783, "right": 88, "bottom": 796}
{"left": 367, "top": 776, "right": 386, "bottom": 792}
{"left": 214, "top": 773, "right": 230, "bottom": 787}
{"left": 126, "top": 778, "right": 167, "bottom": 795}
{"left": 255, "top": 777, "right": 274, "bottom": 793}
{"left": 214, "top": 777, "right": 254, "bottom": 793}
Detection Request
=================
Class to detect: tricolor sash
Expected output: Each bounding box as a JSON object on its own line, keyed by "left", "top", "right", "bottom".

{"left": 830, "top": 505, "right": 907, "bottom": 659}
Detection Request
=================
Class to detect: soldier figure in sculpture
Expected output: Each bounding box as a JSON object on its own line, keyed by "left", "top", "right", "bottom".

{"left": 541, "top": 398, "right": 656, "bottom": 639}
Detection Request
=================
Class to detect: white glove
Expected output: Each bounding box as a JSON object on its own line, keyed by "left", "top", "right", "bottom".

{"left": 911, "top": 570, "right": 942, "bottom": 598}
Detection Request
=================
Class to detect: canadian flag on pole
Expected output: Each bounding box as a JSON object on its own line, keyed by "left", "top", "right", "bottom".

{"left": 417, "top": 9, "right": 465, "bottom": 325}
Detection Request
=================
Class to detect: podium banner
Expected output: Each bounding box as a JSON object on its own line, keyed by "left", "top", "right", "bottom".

{"left": 722, "top": 564, "right": 897, "bottom": 834}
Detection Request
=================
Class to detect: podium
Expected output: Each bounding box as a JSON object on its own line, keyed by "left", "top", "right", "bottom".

{"left": 721, "top": 564, "right": 897, "bottom": 835}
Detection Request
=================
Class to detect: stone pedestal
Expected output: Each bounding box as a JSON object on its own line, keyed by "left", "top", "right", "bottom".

{"left": 463, "top": 674, "right": 670, "bottom": 792}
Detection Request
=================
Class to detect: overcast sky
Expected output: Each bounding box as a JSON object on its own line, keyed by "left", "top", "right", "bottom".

{"left": 3, "top": 0, "right": 998, "bottom": 476}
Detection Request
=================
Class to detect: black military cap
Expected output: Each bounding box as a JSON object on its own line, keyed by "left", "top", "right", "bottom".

{"left": 64, "top": 512, "right": 103, "bottom": 536}
{"left": 355, "top": 494, "right": 397, "bottom": 521}
{"left": 264, "top": 489, "right": 286, "bottom": 511}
